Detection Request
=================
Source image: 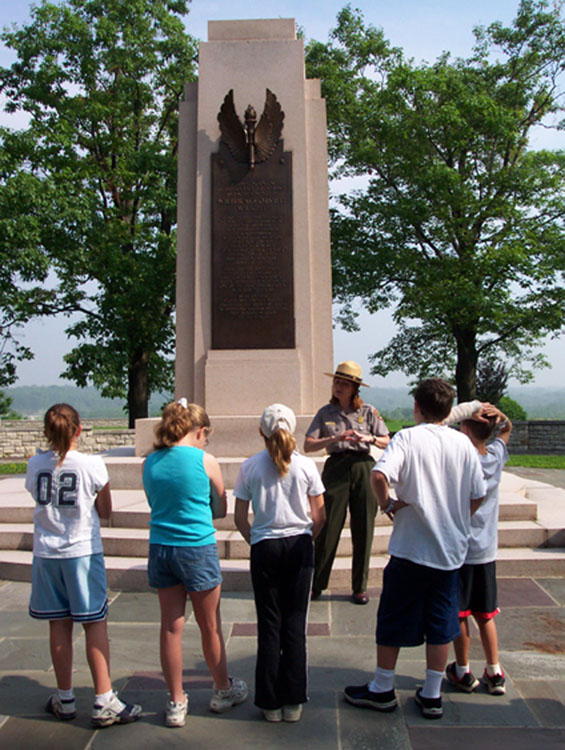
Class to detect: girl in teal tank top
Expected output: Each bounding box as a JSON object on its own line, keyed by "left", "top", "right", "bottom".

{"left": 142, "top": 401, "right": 247, "bottom": 726}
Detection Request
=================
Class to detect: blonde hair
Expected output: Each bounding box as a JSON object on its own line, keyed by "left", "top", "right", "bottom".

{"left": 264, "top": 429, "right": 296, "bottom": 477}
{"left": 44, "top": 403, "right": 81, "bottom": 466}
{"left": 154, "top": 401, "right": 211, "bottom": 449}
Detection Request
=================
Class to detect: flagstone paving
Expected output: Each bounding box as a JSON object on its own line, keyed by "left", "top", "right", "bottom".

{"left": 1, "top": 576, "right": 563, "bottom": 749}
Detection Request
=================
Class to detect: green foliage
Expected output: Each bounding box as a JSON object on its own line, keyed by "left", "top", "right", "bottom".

{"left": 306, "top": 2, "right": 565, "bottom": 400}
{"left": 0, "top": 390, "right": 20, "bottom": 418}
{"left": 499, "top": 395, "right": 528, "bottom": 420}
{"left": 380, "top": 417, "right": 415, "bottom": 433}
{"left": 0, "top": 132, "right": 61, "bottom": 386}
{"left": 0, "top": 0, "right": 198, "bottom": 425}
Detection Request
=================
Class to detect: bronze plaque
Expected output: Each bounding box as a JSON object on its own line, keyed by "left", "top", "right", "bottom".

{"left": 211, "top": 140, "right": 294, "bottom": 349}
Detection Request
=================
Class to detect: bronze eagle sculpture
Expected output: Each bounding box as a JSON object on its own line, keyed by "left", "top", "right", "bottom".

{"left": 217, "top": 89, "right": 284, "bottom": 169}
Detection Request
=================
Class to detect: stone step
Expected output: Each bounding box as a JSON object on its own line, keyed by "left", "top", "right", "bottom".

{"left": 103, "top": 455, "right": 328, "bottom": 491}
{"left": 0, "top": 519, "right": 557, "bottom": 562}
{"left": 2, "top": 547, "right": 565, "bottom": 592}
{"left": 0, "top": 488, "right": 537, "bottom": 528}
{"left": 2, "top": 471, "right": 562, "bottom": 592}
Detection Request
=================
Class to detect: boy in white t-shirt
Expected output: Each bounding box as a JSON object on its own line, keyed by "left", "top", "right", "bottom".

{"left": 444, "top": 405, "right": 512, "bottom": 696}
{"left": 344, "top": 379, "right": 487, "bottom": 720}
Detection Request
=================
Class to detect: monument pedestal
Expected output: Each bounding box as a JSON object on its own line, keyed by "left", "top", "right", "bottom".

{"left": 135, "top": 414, "right": 318, "bottom": 460}
{"left": 205, "top": 349, "right": 303, "bottom": 416}
{"left": 174, "top": 18, "right": 333, "bottom": 419}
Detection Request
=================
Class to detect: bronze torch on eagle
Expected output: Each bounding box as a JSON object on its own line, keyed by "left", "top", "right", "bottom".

{"left": 218, "top": 89, "right": 284, "bottom": 169}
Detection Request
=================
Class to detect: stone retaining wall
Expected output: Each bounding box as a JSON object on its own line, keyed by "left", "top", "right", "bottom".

{"left": 1, "top": 420, "right": 564, "bottom": 458}
{"left": 0, "top": 423, "right": 134, "bottom": 459}
{"left": 508, "top": 421, "right": 565, "bottom": 455}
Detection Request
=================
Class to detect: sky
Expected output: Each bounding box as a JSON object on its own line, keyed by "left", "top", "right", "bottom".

{"left": 1, "top": 0, "right": 563, "bottom": 389}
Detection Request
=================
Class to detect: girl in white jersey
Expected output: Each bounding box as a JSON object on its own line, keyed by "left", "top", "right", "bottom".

{"left": 234, "top": 404, "right": 326, "bottom": 723}
{"left": 25, "top": 403, "right": 141, "bottom": 727}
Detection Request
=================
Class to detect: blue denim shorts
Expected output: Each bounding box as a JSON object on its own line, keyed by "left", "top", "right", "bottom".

{"left": 376, "top": 556, "right": 461, "bottom": 646}
{"left": 29, "top": 553, "right": 108, "bottom": 622}
{"left": 148, "top": 543, "right": 222, "bottom": 592}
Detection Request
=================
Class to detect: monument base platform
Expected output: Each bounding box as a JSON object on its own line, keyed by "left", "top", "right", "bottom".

{"left": 135, "top": 413, "right": 319, "bottom": 458}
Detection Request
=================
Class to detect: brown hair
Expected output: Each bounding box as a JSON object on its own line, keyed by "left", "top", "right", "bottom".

{"left": 44, "top": 403, "right": 81, "bottom": 466}
{"left": 154, "top": 402, "right": 211, "bottom": 449}
{"left": 264, "top": 429, "right": 296, "bottom": 477}
{"left": 414, "top": 378, "right": 455, "bottom": 422}
{"left": 330, "top": 382, "right": 363, "bottom": 411}
{"left": 462, "top": 415, "right": 497, "bottom": 442}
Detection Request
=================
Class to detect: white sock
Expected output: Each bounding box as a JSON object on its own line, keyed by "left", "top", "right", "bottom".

{"left": 455, "top": 663, "right": 470, "bottom": 679}
{"left": 421, "top": 668, "right": 444, "bottom": 699}
{"left": 486, "top": 663, "right": 502, "bottom": 676}
{"left": 369, "top": 667, "right": 395, "bottom": 693}
{"left": 57, "top": 688, "right": 75, "bottom": 701}
{"left": 95, "top": 689, "right": 115, "bottom": 706}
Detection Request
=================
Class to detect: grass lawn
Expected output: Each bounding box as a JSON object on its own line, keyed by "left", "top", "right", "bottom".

{"left": 0, "top": 462, "right": 27, "bottom": 474}
{"left": 506, "top": 454, "right": 565, "bottom": 469}
{"left": 1, "top": 454, "right": 564, "bottom": 475}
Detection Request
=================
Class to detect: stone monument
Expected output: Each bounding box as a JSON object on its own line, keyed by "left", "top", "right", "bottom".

{"left": 136, "top": 18, "right": 333, "bottom": 456}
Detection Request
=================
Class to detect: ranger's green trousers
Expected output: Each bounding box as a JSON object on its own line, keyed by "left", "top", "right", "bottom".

{"left": 313, "top": 451, "right": 377, "bottom": 595}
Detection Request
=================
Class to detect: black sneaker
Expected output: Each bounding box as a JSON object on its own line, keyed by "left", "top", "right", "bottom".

{"left": 415, "top": 688, "right": 443, "bottom": 719}
{"left": 46, "top": 694, "right": 76, "bottom": 721}
{"left": 343, "top": 684, "right": 397, "bottom": 712}
{"left": 445, "top": 661, "right": 479, "bottom": 693}
{"left": 483, "top": 670, "right": 506, "bottom": 695}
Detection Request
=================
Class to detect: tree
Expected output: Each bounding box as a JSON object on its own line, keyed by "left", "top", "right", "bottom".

{"left": 475, "top": 358, "right": 510, "bottom": 404}
{"left": 0, "top": 0, "right": 198, "bottom": 425}
{"left": 306, "top": 2, "right": 565, "bottom": 400}
{"left": 0, "top": 132, "right": 57, "bottom": 387}
{"left": 0, "top": 390, "right": 21, "bottom": 419}
{"left": 499, "top": 395, "right": 527, "bottom": 420}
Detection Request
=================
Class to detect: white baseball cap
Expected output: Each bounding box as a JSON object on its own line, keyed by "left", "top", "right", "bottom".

{"left": 260, "top": 403, "right": 296, "bottom": 438}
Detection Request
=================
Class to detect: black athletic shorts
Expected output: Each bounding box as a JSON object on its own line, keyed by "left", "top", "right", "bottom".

{"left": 458, "top": 561, "right": 499, "bottom": 619}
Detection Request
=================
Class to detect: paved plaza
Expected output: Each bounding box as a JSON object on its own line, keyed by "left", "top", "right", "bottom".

{"left": 1, "top": 574, "right": 564, "bottom": 749}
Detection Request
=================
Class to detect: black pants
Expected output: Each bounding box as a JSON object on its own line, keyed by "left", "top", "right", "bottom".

{"left": 250, "top": 534, "right": 314, "bottom": 709}
{"left": 314, "top": 451, "right": 376, "bottom": 594}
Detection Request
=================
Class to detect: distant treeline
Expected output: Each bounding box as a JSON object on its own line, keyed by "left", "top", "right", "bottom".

{"left": 4, "top": 384, "right": 565, "bottom": 420}
{"left": 6, "top": 385, "right": 173, "bottom": 419}
{"left": 363, "top": 386, "right": 565, "bottom": 421}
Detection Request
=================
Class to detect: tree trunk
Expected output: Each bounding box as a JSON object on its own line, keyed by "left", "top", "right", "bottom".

{"left": 127, "top": 350, "right": 150, "bottom": 428}
{"left": 454, "top": 328, "right": 478, "bottom": 402}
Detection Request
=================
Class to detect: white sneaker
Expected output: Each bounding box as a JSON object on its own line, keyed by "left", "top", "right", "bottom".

{"left": 46, "top": 694, "right": 76, "bottom": 721}
{"left": 91, "top": 690, "right": 142, "bottom": 727}
{"left": 283, "top": 703, "right": 303, "bottom": 722}
{"left": 165, "top": 693, "right": 189, "bottom": 727}
{"left": 263, "top": 708, "right": 283, "bottom": 722}
{"left": 209, "top": 677, "right": 248, "bottom": 713}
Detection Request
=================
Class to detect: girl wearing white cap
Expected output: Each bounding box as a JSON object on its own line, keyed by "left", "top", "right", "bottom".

{"left": 304, "top": 361, "right": 390, "bottom": 604}
{"left": 234, "top": 404, "right": 326, "bottom": 723}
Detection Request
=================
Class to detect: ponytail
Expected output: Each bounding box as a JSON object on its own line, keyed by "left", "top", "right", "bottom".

{"left": 43, "top": 403, "right": 81, "bottom": 466}
{"left": 154, "top": 401, "right": 211, "bottom": 449}
{"left": 264, "top": 429, "right": 296, "bottom": 477}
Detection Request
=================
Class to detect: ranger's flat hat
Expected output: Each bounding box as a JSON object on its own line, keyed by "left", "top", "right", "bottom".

{"left": 325, "top": 361, "right": 369, "bottom": 387}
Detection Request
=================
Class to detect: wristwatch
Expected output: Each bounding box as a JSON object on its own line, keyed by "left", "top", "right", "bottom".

{"left": 382, "top": 498, "right": 396, "bottom": 514}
